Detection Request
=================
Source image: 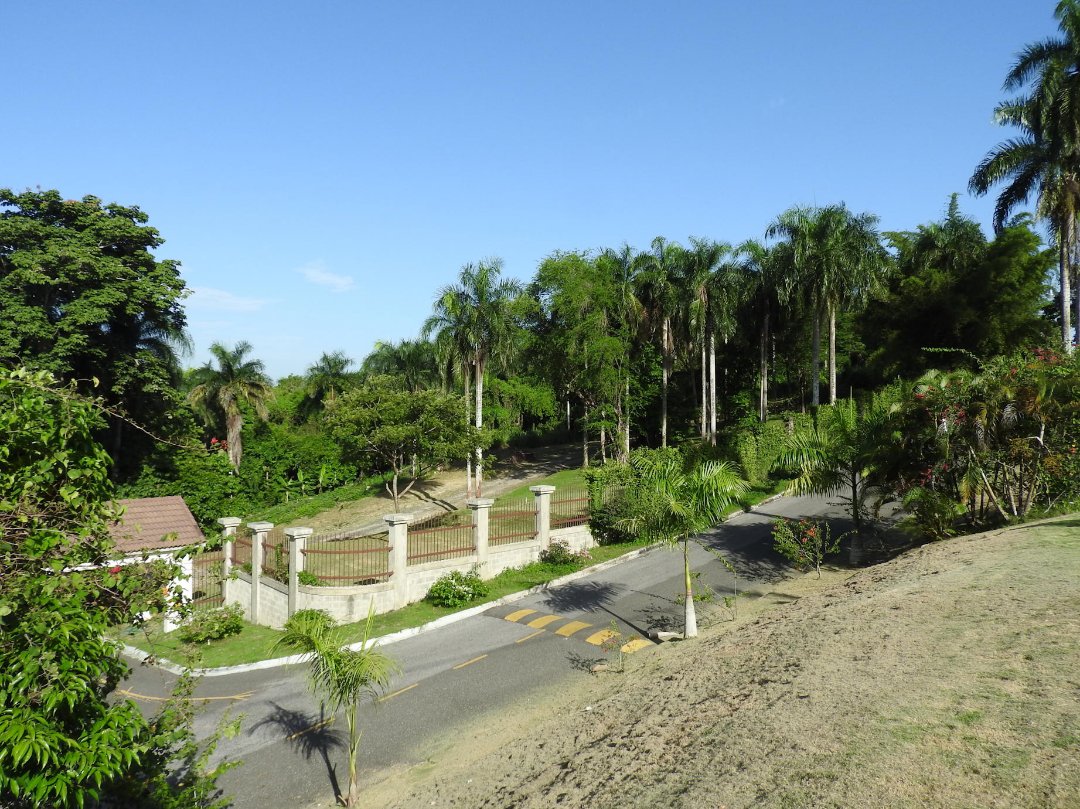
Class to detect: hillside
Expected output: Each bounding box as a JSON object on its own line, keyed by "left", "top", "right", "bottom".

{"left": 360, "top": 517, "right": 1080, "bottom": 809}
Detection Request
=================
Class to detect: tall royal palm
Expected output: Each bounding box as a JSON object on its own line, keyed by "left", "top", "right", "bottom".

{"left": 971, "top": 1, "right": 1080, "bottom": 353}
{"left": 302, "top": 350, "right": 355, "bottom": 417}
{"left": 635, "top": 237, "right": 683, "bottom": 446}
{"left": 424, "top": 259, "right": 522, "bottom": 496}
{"left": 738, "top": 239, "right": 786, "bottom": 422}
{"left": 187, "top": 341, "right": 273, "bottom": 469}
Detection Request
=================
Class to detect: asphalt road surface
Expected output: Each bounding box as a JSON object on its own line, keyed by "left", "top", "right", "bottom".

{"left": 119, "top": 493, "right": 844, "bottom": 808}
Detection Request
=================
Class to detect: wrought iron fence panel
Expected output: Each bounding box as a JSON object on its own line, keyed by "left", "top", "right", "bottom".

{"left": 407, "top": 509, "right": 474, "bottom": 565}
{"left": 489, "top": 495, "right": 536, "bottom": 546}
{"left": 302, "top": 532, "right": 392, "bottom": 586}
{"left": 551, "top": 485, "right": 591, "bottom": 529}
{"left": 190, "top": 549, "right": 225, "bottom": 610}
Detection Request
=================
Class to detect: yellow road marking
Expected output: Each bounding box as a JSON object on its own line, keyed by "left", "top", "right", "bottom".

{"left": 515, "top": 629, "right": 546, "bottom": 644}
{"left": 554, "top": 620, "right": 592, "bottom": 637}
{"left": 378, "top": 683, "right": 418, "bottom": 703}
{"left": 286, "top": 717, "right": 333, "bottom": 741}
{"left": 504, "top": 608, "right": 537, "bottom": 623}
{"left": 620, "top": 638, "right": 652, "bottom": 654}
{"left": 118, "top": 688, "right": 253, "bottom": 703}
{"left": 453, "top": 654, "right": 488, "bottom": 670}
{"left": 585, "top": 629, "right": 619, "bottom": 646}
{"left": 526, "top": 614, "right": 562, "bottom": 629}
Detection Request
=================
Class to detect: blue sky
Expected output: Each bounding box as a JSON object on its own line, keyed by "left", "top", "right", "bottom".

{"left": 5, "top": 1, "right": 1060, "bottom": 380}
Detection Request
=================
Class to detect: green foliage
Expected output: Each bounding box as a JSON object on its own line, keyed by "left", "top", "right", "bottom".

{"left": 771, "top": 517, "right": 842, "bottom": 576}
{"left": 0, "top": 189, "right": 190, "bottom": 479}
{"left": 901, "top": 487, "right": 964, "bottom": 540}
{"left": 726, "top": 414, "right": 808, "bottom": 487}
{"left": 538, "top": 539, "right": 591, "bottom": 567}
{"left": 327, "top": 375, "right": 480, "bottom": 507}
{"left": 274, "top": 608, "right": 399, "bottom": 807}
{"left": 424, "top": 568, "right": 489, "bottom": 608}
{"left": 297, "top": 570, "right": 321, "bottom": 586}
{"left": 0, "top": 367, "right": 233, "bottom": 807}
{"left": 178, "top": 605, "right": 244, "bottom": 644}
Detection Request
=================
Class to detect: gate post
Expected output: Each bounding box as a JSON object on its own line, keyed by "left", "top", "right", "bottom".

{"left": 285, "top": 527, "right": 313, "bottom": 620}
{"left": 530, "top": 485, "right": 555, "bottom": 552}
{"left": 385, "top": 514, "right": 412, "bottom": 609}
{"left": 247, "top": 521, "right": 274, "bottom": 625}
{"left": 468, "top": 498, "right": 494, "bottom": 576}
{"left": 218, "top": 517, "right": 241, "bottom": 603}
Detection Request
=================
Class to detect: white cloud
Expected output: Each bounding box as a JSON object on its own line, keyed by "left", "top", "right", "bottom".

{"left": 188, "top": 286, "right": 268, "bottom": 313}
{"left": 298, "top": 262, "right": 355, "bottom": 292}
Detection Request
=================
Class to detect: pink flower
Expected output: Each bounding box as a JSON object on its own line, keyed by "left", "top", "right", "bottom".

{"left": 109, "top": 565, "right": 122, "bottom": 574}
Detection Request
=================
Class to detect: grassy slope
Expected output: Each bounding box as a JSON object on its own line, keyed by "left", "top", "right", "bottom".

{"left": 364, "top": 516, "right": 1080, "bottom": 809}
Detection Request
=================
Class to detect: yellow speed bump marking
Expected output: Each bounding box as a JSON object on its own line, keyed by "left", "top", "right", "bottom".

{"left": 453, "top": 654, "right": 488, "bottom": 670}
{"left": 504, "top": 609, "right": 536, "bottom": 623}
{"left": 526, "top": 614, "right": 562, "bottom": 630}
{"left": 378, "top": 682, "right": 418, "bottom": 703}
{"left": 585, "top": 629, "right": 619, "bottom": 646}
{"left": 515, "top": 629, "right": 546, "bottom": 644}
{"left": 554, "top": 620, "right": 592, "bottom": 638}
{"left": 620, "top": 638, "right": 652, "bottom": 654}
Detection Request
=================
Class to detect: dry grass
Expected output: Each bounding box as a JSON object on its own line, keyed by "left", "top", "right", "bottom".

{"left": 361, "top": 516, "right": 1080, "bottom": 809}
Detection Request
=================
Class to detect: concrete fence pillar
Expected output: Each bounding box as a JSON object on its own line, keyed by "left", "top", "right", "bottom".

{"left": 217, "top": 517, "right": 241, "bottom": 604}
{"left": 385, "top": 514, "right": 412, "bottom": 609}
{"left": 285, "top": 527, "right": 313, "bottom": 620}
{"left": 247, "top": 521, "right": 274, "bottom": 626}
{"left": 468, "top": 498, "right": 495, "bottom": 577}
{"left": 530, "top": 485, "right": 556, "bottom": 551}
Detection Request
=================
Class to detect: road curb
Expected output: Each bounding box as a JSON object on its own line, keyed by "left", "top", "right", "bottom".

{"left": 122, "top": 491, "right": 786, "bottom": 678}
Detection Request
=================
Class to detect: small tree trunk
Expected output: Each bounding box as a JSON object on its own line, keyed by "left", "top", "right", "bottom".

{"left": 661, "top": 317, "right": 671, "bottom": 447}
{"left": 600, "top": 424, "right": 607, "bottom": 464}
{"left": 683, "top": 538, "right": 698, "bottom": 639}
{"left": 623, "top": 376, "right": 631, "bottom": 460}
{"left": 463, "top": 364, "right": 473, "bottom": 498}
{"left": 582, "top": 405, "right": 589, "bottom": 468}
{"left": 1062, "top": 236, "right": 1074, "bottom": 353}
{"left": 828, "top": 304, "right": 837, "bottom": 405}
{"left": 709, "top": 332, "right": 717, "bottom": 445}
{"left": 475, "top": 357, "right": 484, "bottom": 497}
{"left": 227, "top": 411, "right": 243, "bottom": 469}
{"left": 811, "top": 310, "right": 821, "bottom": 407}
{"left": 759, "top": 309, "right": 769, "bottom": 422}
{"left": 700, "top": 341, "right": 707, "bottom": 439}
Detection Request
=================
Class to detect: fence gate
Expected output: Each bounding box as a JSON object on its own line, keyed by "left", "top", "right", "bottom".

{"left": 191, "top": 548, "right": 225, "bottom": 610}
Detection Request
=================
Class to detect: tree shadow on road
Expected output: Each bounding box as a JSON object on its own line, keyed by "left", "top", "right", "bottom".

{"left": 540, "top": 580, "right": 623, "bottom": 614}
{"left": 251, "top": 703, "right": 345, "bottom": 802}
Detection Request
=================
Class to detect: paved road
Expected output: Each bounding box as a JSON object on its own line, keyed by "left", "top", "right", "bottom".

{"left": 120, "top": 493, "right": 843, "bottom": 808}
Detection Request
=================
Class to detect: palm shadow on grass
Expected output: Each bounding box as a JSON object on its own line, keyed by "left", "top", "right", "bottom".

{"left": 252, "top": 703, "right": 345, "bottom": 802}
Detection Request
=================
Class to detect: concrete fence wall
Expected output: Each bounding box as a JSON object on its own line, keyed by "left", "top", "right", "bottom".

{"left": 221, "top": 485, "right": 597, "bottom": 629}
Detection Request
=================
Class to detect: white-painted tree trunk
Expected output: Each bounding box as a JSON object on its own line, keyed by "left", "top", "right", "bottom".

{"left": 709, "top": 333, "right": 717, "bottom": 445}
{"left": 811, "top": 310, "right": 821, "bottom": 407}
{"left": 828, "top": 304, "right": 837, "bottom": 405}
{"left": 475, "top": 357, "right": 484, "bottom": 497}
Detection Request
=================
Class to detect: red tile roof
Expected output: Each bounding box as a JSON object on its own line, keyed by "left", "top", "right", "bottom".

{"left": 109, "top": 496, "right": 205, "bottom": 553}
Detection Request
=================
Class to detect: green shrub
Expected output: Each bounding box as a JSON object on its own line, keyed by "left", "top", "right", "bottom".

{"left": 425, "top": 567, "right": 489, "bottom": 608}
{"left": 178, "top": 604, "right": 244, "bottom": 644}
{"left": 297, "top": 570, "right": 322, "bottom": 586}
{"left": 538, "top": 539, "right": 591, "bottom": 567}
{"left": 901, "top": 487, "right": 963, "bottom": 540}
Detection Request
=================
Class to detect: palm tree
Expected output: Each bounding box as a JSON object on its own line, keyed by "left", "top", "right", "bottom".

{"left": 360, "top": 339, "right": 438, "bottom": 392}
{"left": 187, "top": 340, "right": 272, "bottom": 468}
{"left": 302, "top": 350, "right": 355, "bottom": 417}
{"left": 775, "top": 391, "right": 899, "bottom": 562}
{"left": 767, "top": 205, "right": 887, "bottom": 405}
{"left": 635, "top": 237, "right": 683, "bottom": 446}
{"left": 596, "top": 244, "right": 643, "bottom": 460}
{"left": 424, "top": 259, "right": 522, "bottom": 496}
{"left": 738, "top": 239, "right": 785, "bottom": 422}
{"left": 970, "top": 1, "right": 1080, "bottom": 353}
{"left": 275, "top": 609, "right": 399, "bottom": 807}
{"left": 622, "top": 452, "right": 748, "bottom": 638}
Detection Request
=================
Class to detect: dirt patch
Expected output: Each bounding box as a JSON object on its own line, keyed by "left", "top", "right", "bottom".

{"left": 303, "top": 445, "right": 580, "bottom": 533}
{"left": 359, "top": 517, "right": 1080, "bottom": 808}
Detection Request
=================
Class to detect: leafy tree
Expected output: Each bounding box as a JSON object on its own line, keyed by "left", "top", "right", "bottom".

{"left": 300, "top": 350, "right": 356, "bottom": 418}
{"left": 635, "top": 237, "right": 684, "bottom": 446}
{"left": 969, "top": 1, "right": 1080, "bottom": 353}
{"left": 327, "top": 375, "right": 479, "bottom": 509}
{"left": 861, "top": 202, "right": 1053, "bottom": 381}
{"left": 187, "top": 341, "right": 273, "bottom": 469}
{"left": 360, "top": 339, "right": 439, "bottom": 393}
{"left": 0, "top": 189, "right": 189, "bottom": 478}
{"left": 275, "top": 609, "right": 398, "bottom": 807}
{"left": 616, "top": 449, "right": 747, "bottom": 638}
{"left": 0, "top": 367, "right": 233, "bottom": 807}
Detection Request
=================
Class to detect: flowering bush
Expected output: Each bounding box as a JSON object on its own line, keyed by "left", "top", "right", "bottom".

{"left": 771, "top": 517, "right": 841, "bottom": 577}
{"left": 538, "top": 539, "right": 591, "bottom": 568}
{"left": 425, "top": 567, "right": 489, "bottom": 608}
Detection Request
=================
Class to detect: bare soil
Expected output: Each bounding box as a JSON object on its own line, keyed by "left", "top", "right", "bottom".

{"left": 359, "top": 516, "right": 1080, "bottom": 808}
{"left": 302, "top": 445, "right": 581, "bottom": 534}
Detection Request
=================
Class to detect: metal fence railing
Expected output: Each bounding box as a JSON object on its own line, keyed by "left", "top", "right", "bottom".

{"left": 407, "top": 509, "right": 474, "bottom": 565}
{"left": 489, "top": 495, "right": 536, "bottom": 546}
{"left": 302, "top": 529, "right": 392, "bottom": 586}
{"left": 191, "top": 550, "right": 225, "bottom": 610}
{"left": 551, "top": 485, "right": 591, "bottom": 529}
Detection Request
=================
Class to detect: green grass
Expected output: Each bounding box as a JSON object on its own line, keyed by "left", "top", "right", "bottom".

{"left": 253, "top": 473, "right": 392, "bottom": 525}
{"left": 117, "top": 619, "right": 285, "bottom": 669}
{"left": 492, "top": 468, "right": 587, "bottom": 503}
